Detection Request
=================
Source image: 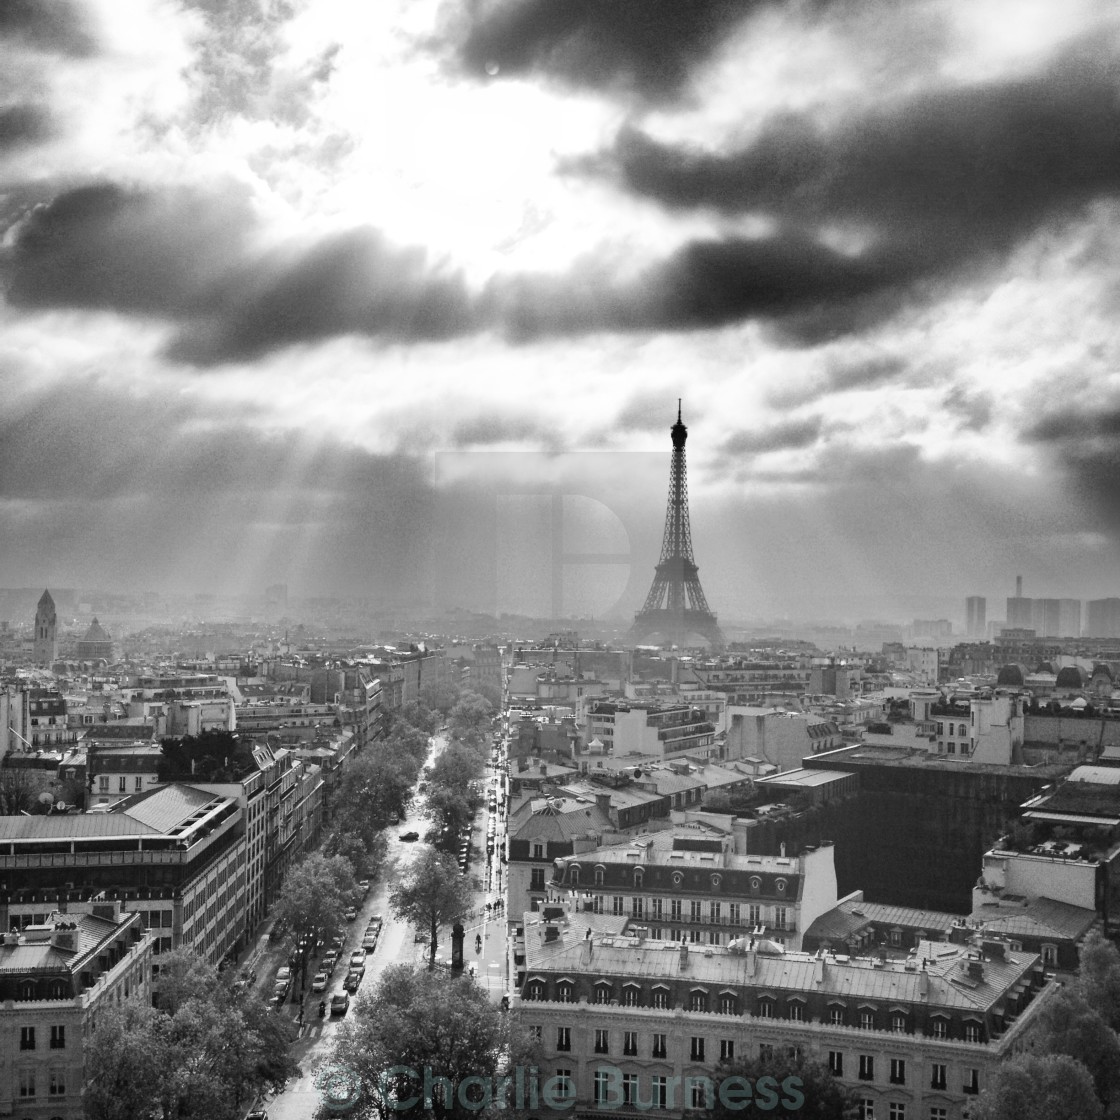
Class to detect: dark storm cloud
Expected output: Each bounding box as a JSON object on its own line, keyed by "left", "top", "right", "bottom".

{"left": 715, "top": 417, "right": 823, "bottom": 461}
{"left": 942, "top": 386, "right": 993, "bottom": 432}
{"left": 0, "top": 0, "right": 97, "bottom": 57}
{"left": 592, "top": 49, "right": 1120, "bottom": 277}
{"left": 4, "top": 183, "right": 254, "bottom": 315}
{"left": 0, "top": 105, "right": 52, "bottom": 150}
{"left": 447, "top": 0, "right": 754, "bottom": 100}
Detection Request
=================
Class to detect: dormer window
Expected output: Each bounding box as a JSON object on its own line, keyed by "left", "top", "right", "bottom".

{"left": 568, "top": 864, "right": 580, "bottom": 886}
{"left": 749, "top": 877, "right": 761, "bottom": 892}
{"left": 594, "top": 867, "right": 605, "bottom": 887}
{"left": 634, "top": 869, "right": 644, "bottom": 888}
{"left": 672, "top": 872, "right": 683, "bottom": 887}
{"left": 710, "top": 874, "right": 722, "bottom": 890}
{"left": 775, "top": 879, "right": 787, "bottom": 894}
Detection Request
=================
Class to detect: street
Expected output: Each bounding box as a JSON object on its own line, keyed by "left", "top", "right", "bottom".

{"left": 258, "top": 727, "right": 510, "bottom": 1119}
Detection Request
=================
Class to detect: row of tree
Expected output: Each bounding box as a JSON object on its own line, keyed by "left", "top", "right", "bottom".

{"left": 85, "top": 949, "right": 298, "bottom": 1120}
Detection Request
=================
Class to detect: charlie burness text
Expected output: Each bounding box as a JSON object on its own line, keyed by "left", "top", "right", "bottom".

{"left": 377, "top": 1065, "right": 805, "bottom": 1112}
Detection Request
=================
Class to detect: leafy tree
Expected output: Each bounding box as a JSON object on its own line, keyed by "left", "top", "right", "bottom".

{"left": 274, "top": 852, "right": 357, "bottom": 993}
{"left": 1078, "top": 929, "right": 1120, "bottom": 1032}
{"left": 424, "top": 785, "right": 474, "bottom": 842}
{"left": 429, "top": 743, "right": 484, "bottom": 798}
{"left": 389, "top": 849, "right": 473, "bottom": 970}
{"left": 1031, "top": 987, "right": 1120, "bottom": 1109}
{"left": 448, "top": 691, "right": 493, "bottom": 736}
{"left": 969, "top": 1053, "right": 1102, "bottom": 1120}
{"left": 83, "top": 952, "right": 297, "bottom": 1120}
{"left": 322, "top": 963, "right": 540, "bottom": 1120}
{"left": 419, "top": 681, "right": 460, "bottom": 717}
{"left": 705, "top": 1053, "right": 859, "bottom": 1120}
{"left": 0, "top": 766, "right": 36, "bottom": 815}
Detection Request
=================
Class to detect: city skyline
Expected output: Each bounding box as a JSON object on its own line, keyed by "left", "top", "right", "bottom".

{"left": 3, "top": 1, "right": 1120, "bottom": 620}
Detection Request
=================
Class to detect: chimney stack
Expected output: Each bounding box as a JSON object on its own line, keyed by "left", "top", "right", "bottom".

{"left": 1016, "top": 575, "right": 1022, "bottom": 598}
{"left": 679, "top": 943, "right": 689, "bottom": 970}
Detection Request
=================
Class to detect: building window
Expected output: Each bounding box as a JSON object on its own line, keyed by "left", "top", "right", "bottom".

{"left": 632, "top": 897, "right": 644, "bottom": 918}
{"left": 98, "top": 776, "right": 109, "bottom": 793}
{"left": 623, "top": 986, "right": 640, "bottom": 1007}
{"left": 720, "top": 1039, "right": 735, "bottom": 1061}
{"left": 891, "top": 1013, "right": 906, "bottom": 1033}
{"left": 689, "top": 1079, "right": 711, "bottom": 1109}
{"left": 652, "top": 1033, "right": 667, "bottom": 1060}
{"left": 690, "top": 901, "right": 702, "bottom": 922}
{"left": 622, "top": 1074, "right": 638, "bottom": 1106}
{"left": 888, "top": 1106, "right": 906, "bottom": 1120}
{"left": 929, "top": 1109, "right": 947, "bottom": 1120}
{"left": 554, "top": 1071, "right": 574, "bottom": 1104}
{"left": 859, "top": 1010, "right": 875, "bottom": 1030}
{"left": 829, "top": 1006, "right": 845, "bottom": 1026}
{"left": 532, "top": 843, "right": 544, "bottom": 859}
{"left": 1042, "top": 944, "right": 1057, "bottom": 966}
{"left": 828, "top": 1051, "right": 843, "bottom": 1077}
{"left": 49, "top": 1025, "right": 65, "bottom": 1049}
{"left": 556, "top": 1027, "right": 570, "bottom": 1052}
{"left": 530, "top": 868, "right": 545, "bottom": 890}
{"left": 135, "top": 776, "right": 143, "bottom": 792}
{"left": 964, "top": 1022, "right": 982, "bottom": 1043}
{"left": 775, "top": 879, "right": 787, "bottom": 894}
{"left": 711, "top": 902, "right": 722, "bottom": 924}
{"left": 671, "top": 900, "right": 683, "bottom": 922}
{"left": 594, "top": 1070, "right": 610, "bottom": 1105}
{"left": 119, "top": 776, "right": 127, "bottom": 793}
{"left": 612, "top": 896, "right": 624, "bottom": 916}
{"left": 930, "top": 1064, "right": 946, "bottom": 1091}
{"left": 964, "top": 1069, "right": 980, "bottom": 1095}
{"left": 758, "top": 999, "right": 774, "bottom": 1019}
{"left": 748, "top": 904, "right": 761, "bottom": 925}
{"left": 690, "top": 991, "right": 708, "bottom": 1012}
{"left": 49, "top": 1067, "right": 66, "bottom": 1096}
{"left": 652, "top": 988, "right": 669, "bottom": 1010}
{"left": 774, "top": 906, "right": 788, "bottom": 928}
{"left": 526, "top": 982, "right": 544, "bottom": 1001}
{"left": 594, "top": 984, "right": 613, "bottom": 1005}
{"left": 557, "top": 983, "right": 573, "bottom": 1004}
{"left": 624, "top": 1031, "right": 638, "bottom": 1056}
{"left": 749, "top": 877, "right": 761, "bottom": 892}
{"left": 729, "top": 903, "right": 740, "bottom": 925}
{"left": 860, "top": 1101, "right": 875, "bottom": 1120}
{"left": 709, "top": 931, "right": 721, "bottom": 946}
{"left": 651, "top": 1077, "right": 668, "bottom": 1109}
{"left": 594, "top": 1029, "right": 609, "bottom": 1055}
{"left": 930, "top": 1018, "right": 948, "bottom": 1039}
{"left": 947, "top": 742, "right": 955, "bottom": 754}
{"left": 858, "top": 1055, "right": 874, "bottom": 1081}
{"left": 787, "top": 1001, "right": 805, "bottom": 1021}
{"left": 634, "top": 870, "right": 644, "bottom": 889}
{"left": 690, "top": 1036, "right": 705, "bottom": 1062}
{"left": 593, "top": 896, "right": 603, "bottom": 914}
{"left": 20, "top": 1027, "right": 35, "bottom": 1051}
{"left": 719, "top": 994, "right": 737, "bottom": 1015}
{"left": 18, "top": 1068, "right": 35, "bottom": 1098}
{"left": 594, "top": 868, "right": 604, "bottom": 886}
{"left": 652, "top": 898, "right": 663, "bottom": 920}
{"left": 890, "top": 1059, "right": 906, "bottom": 1085}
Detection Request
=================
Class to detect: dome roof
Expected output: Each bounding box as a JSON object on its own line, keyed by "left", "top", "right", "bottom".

{"left": 81, "top": 618, "right": 112, "bottom": 643}
{"left": 1055, "top": 666, "right": 1084, "bottom": 688}
{"left": 996, "top": 664, "right": 1024, "bottom": 686}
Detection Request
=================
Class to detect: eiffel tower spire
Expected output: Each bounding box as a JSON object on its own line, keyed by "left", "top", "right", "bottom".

{"left": 630, "top": 405, "right": 724, "bottom": 649}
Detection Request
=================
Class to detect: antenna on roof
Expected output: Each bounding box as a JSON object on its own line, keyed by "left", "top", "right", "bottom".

{"left": 677, "top": 398, "right": 682, "bottom": 423}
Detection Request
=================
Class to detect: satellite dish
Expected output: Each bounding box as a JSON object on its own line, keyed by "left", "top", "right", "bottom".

{"left": 38, "top": 792, "right": 54, "bottom": 804}
{"left": 56, "top": 801, "right": 68, "bottom": 812}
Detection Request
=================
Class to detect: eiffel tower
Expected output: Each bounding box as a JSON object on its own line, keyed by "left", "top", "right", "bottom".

{"left": 629, "top": 403, "right": 724, "bottom": 650}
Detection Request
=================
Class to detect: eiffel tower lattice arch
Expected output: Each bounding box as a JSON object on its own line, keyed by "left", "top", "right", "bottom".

{"left": 629, "top": 404, "right": 724, "bottom": 650}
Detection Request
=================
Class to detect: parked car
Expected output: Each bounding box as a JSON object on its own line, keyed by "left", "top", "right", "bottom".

{"left": 311, "top": 971, "right": 329, "bottom": 993}
{"left": 358, "top": 879, "right": 370, "bottom": 894}
{"left": 361, "top": 935, "right": 378, "bottom": 951}
{"left": 344, "top": 907, "right": 358, "bottom": 921}
{"left": 349, "top": 950, "right": 366, "bottom": 968}
{"left": 343, "top": 969, "right": 364, "bottom": 992}
{"left": 275, "top": 966, "right": 291, "bottom": 985}
{"left": 246, "top": 1110, "right": 269, "bottom": 1120}
{"left": 400, "top": 831, "right": 420, "bottom": 842}
{"left": 330, "top": 993, "right": 350, "bottom": 1016}
{"left": 323, "top": 949, "right": 339, "bottom": 967}
{"left": 368, "top": 915, "right": 383, "bottom": 933}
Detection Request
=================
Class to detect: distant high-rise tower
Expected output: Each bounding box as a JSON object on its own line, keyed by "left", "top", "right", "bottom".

{"left": 629, "top": 404, "right": 724, "bottom": 650}
{"left": 33, "top": 589, "right": 57, "bottom": 667}
{"left": 965, "top": 596, "right": 986, "bottom": 637}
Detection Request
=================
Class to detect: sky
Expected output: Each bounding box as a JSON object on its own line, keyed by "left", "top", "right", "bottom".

{"left": 2, "top": 0, "right": 1120, "bottom": 625}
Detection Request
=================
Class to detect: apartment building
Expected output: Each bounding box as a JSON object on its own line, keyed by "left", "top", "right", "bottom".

{"left": 516, "top": 910, "right": 1056, "bottom": 1120}
{"left": 585, "top": 702, "right": 718, "bottom": 761}
{"left": 724, "top": 707, "right": 841, "bottom": 772}
{"left": 0, "top": 908, "right": 154, "bottom": 1119}
{"left": 550, "top": 835, "right": 838, "bottom": 951}
{"left": 929, "top": 693, "right": 1024, "bottom": 764}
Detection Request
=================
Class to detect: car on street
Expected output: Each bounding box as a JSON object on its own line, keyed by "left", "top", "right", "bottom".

{"left": 311, "top": 971, "right": 329, "bottom": 993}
{"left": 343, "top": 968, "right": 364, "bottom": 992}
{"left": 323, "top": 948, "right": 339, "bottom": 967}
{"left": 268, "top": 993, "right": 285, "bottom": 1010}
{"left": 400, "top": 830, "right": 419, "bottom": 842}
{"left": 361, "top": 933, "right": 378, "bottom": 951}
{"left": 358, "top": 879, "right": 370, "bottom": 894}
{"left": 368, "top": 915, "right": 383, "bottom": 932}
{"left": 349, "top": 950, "right": 366, "bottom": 967}
{"left": 246, "top": 1110, "right": 269, "bottom": 1120}
{"left": 344, "top": 907, "right": 358, "bottom": 921}
{"left": 330, "top": 993, "right": 350, "bottom": 1016}
{"left": 275, "top": 966, "right": 291, "bottom": 985}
